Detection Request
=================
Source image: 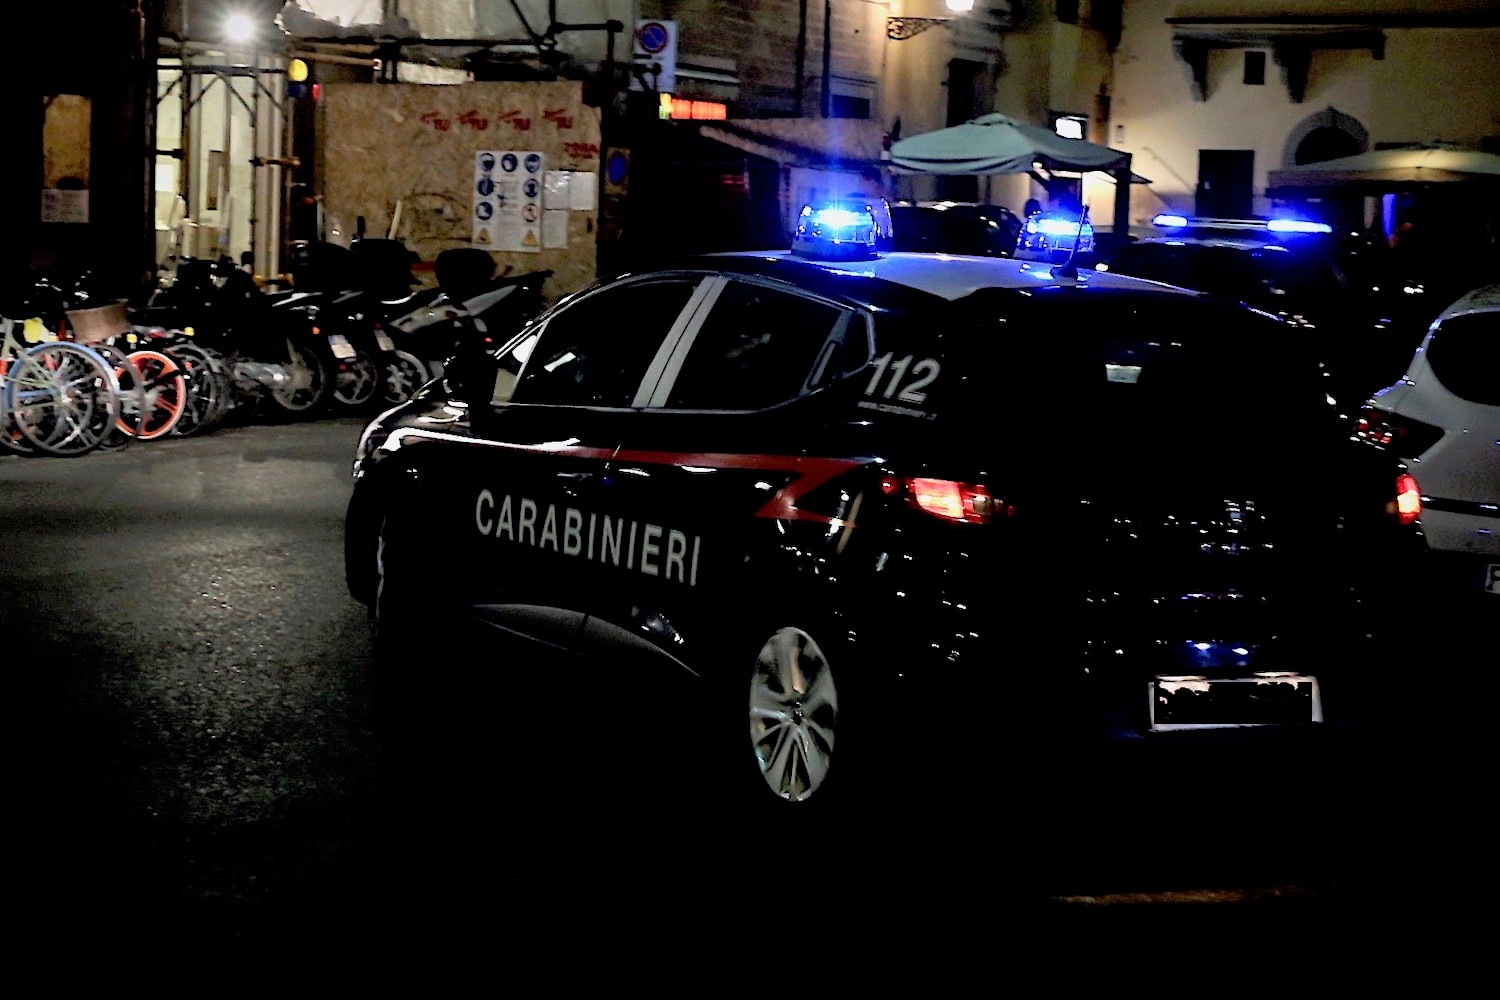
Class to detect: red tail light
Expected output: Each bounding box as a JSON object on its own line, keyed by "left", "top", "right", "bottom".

{"left": 882, "top": 475, "right": 1004, "bottom": 524}
{"left": 1392, "top": 472, "right": 1422, "bottom": 525}
{"left": 1353, "top": 406, "right": 1444, "bottom": 457}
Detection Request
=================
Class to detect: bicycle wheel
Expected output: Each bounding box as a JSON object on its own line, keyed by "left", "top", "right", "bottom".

{"left": 166, "top": 342, "right": 234, "bottom": 436}
{"left": 124, "top": 349, "right": 188, "bottom": 439}
{"left": 0, "top": 358, "right": 35, "bottom": 455}
{"left": 92, "top": 343, "right": 148, "bottom": 452}
{"left": 3, "top": 341, "right": 122, "bottom": 456}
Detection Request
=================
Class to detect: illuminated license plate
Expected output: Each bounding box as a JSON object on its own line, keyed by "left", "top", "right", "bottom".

{"left": 374, "top": 329, "right": 395, "bottom": 352}
{"left": 1149, "top": 673, "right": 1322, "bottom": 731}
{"left": 327, "top": 334, "right": 356, "bottom": 360}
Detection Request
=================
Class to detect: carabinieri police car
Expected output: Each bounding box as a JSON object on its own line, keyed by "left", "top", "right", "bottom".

{"left": 345, "top": 198, "right": 1429, "bottom": 861}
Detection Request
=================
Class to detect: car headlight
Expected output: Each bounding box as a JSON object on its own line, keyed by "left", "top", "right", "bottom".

{"left": 352, "top": 421, "right": 392, "bottom": 479}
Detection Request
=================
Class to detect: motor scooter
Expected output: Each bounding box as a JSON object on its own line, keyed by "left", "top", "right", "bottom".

{"left": 384, "top": 247, "right": 552, "bottom": 397}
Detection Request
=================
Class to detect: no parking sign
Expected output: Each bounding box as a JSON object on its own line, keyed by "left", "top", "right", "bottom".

{"left": 630, "top": 19, "right": 676, "bottom": 92}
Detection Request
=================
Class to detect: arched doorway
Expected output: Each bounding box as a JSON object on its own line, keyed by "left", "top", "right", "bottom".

{"left": 1277, "top": 108, "right": 1369, "bottom": 229}
{"left": 1294, "top": 126, "right": 1361, "bottom": 165}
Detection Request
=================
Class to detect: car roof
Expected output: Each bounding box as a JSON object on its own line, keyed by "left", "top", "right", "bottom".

{"left": 687, "top": 249, "right": 1196, "bottom": 302}
{"left": 1435, "top": 281, "right": 1500, "bottom": 320}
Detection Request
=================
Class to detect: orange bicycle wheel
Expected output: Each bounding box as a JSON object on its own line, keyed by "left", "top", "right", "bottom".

{"left": 122, "top": 349, "right": 188, "bottom": 440}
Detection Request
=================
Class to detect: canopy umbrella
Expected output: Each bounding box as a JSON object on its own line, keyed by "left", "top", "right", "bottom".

{"left": 887, "top": 113, "right": 1137, "bottom": 239}
{"left": 888, "top": 113, "right": 1131, "bottom": 176}
{"left": 1267, "top": 144, "right": 1500, "bottom": 193}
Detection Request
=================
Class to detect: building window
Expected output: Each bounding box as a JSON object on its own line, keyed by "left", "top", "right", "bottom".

{"left": 829, "top": 94, "right": 870, "bottom": 119}
{"left": 1244, "top": 51, "right": 1266, "bottom": 86}
{"left": 1056, "top": 1, "right": 1079, "bottom": 25}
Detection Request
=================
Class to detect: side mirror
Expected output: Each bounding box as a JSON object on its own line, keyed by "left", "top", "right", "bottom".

{"left": 443, "top": 345, "right": 500, "bottom": 403}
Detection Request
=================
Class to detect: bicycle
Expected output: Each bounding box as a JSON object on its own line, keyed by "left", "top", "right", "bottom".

{"left": 62, "top": 302, "right": 181, "bottom": 449}
{"left": 121, "top": 325, "right": 235, "bottom": 438}
{"left": 1, "top": 315, "right": 124, "bottom": 457}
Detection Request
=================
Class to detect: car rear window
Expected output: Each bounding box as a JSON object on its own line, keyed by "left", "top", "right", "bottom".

{"left": 939, "top": 288, "right": 1339, "bottom": 464}
{"left": 1425, "top": 310, "right": 1500, "bottom": 405}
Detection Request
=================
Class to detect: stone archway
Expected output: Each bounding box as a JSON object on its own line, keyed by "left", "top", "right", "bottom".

{"left": 1282, "top": 107, "right": 1368, "bottom": 166}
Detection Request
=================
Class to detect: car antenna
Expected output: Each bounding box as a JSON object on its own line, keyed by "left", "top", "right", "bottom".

{"left": 1051, "top": 203, "right": 1090, "bottom": 281}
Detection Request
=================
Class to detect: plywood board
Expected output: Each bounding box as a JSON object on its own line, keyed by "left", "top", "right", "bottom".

{"left": 319, "top": 80, "right": 602, "bottom": 301}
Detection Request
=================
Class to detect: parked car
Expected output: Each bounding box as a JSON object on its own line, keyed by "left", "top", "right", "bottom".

{"left": 1354, "top": 282, "right": 1500, "bottom": 603}
{"left": 346, "top": 199, "right": 1428, "bottom": 886}
{"left": 888, "top": 201, "right": 1021, "bottom": 257}
{"left": 1091, "top": 215, "right": 1431, "bottom": 408}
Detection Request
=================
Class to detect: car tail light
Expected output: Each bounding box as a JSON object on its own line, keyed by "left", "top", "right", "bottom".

{"left": 1392, "top": 472, "right": 1422, "bottom": 525}
{"left": 1353, "top": 406, "right": 1443, "bottom": 457}
{"left": 880, "top": 475, "right": 1007, "bottom": 524}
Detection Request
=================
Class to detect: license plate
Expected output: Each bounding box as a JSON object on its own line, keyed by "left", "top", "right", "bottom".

{"left": 327, "top": 334, "right": 356, "bottom": 360}
{"left": 374, "top": 330, "right": 395, "bottom": 352}
{"left": 1149, "top": 673, "right": 1322, "bottom": 731}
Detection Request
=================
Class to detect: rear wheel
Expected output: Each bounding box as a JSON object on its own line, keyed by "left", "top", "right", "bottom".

{"left": 380, "top": 349, "right": 428, "bottom": 407}
{"left": 331, "top": 349, "right": 380, "bottom": 410}
{"left": 748, "top": 626, "right": 841, "bottom": 804}
{"left": 269, "top": 339, "right": 331, "bottom": 415}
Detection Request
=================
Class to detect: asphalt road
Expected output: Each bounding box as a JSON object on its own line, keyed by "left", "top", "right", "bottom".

{"left": 2, "top": 412, "right": 1489, "bottom": 979}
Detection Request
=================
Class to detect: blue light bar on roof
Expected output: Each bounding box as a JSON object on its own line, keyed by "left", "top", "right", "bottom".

{"left": 1266, "top": 218, "right": 1334, "bottom": 234}
{"left": 1150, "top": 213, "right": 1332, "bottom": 234}
{"left": 792, "top": 197, "right": 892, "bottom": 261}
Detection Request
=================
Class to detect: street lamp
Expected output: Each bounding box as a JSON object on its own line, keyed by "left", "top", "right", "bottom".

{"left": 223, "top": 13, "right": 256, "bottom": 45}
{"left": 888, "top": 1, "right": 976, "bottom": 41}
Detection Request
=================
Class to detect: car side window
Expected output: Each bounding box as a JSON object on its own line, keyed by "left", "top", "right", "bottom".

{"left": 663, "top": 280, "right": 850, "bottom": 410}
{"left": 1426, "top": 311, "right": 1500, "bottom": 405}
{"left": 510, "top": 279, "right": 701, "bottom": 407}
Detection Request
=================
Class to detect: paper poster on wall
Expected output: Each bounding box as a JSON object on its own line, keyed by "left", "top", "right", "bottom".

{"left": 544, "top": 170, "right": 570, "bottom": 209}
{"left": 568, "top": 171, "right": 597, "bottom": 210}
{"left": 474, "top": 149, "right": 545, "bottom": 252}
{"left": 41, "top": 188, "right": 89, "bottom": 224}
{"left": 543, "top": 209, "right": 569, "bottom": 248}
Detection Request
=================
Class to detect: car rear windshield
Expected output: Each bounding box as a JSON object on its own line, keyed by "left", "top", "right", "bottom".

{"left": 935, "top": 287, "right": 1340, "bottom": 469}
{"left": 1425, "top": 310, "right": 1500, "bottom": 405}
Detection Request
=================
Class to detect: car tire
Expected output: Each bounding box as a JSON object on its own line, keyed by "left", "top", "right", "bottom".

{"left": 746, "top": 625, "right": 841, "bottom": 806}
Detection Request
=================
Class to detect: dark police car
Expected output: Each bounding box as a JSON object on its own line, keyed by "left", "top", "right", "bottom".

{"left": 346, "top": 200, "right": 1428, "bottom": 867}
{"left": 1092, "top": 214, "right": 1431, "bottom": 407}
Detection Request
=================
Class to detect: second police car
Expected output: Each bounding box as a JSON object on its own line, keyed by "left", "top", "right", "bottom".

{"left": 346, "top": 198, "right": 1429, "bottom": 856}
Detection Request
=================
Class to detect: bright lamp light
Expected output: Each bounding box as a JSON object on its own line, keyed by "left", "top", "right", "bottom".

{"left": 224, "top": 13, "right": 256, "bottom": 43}
{"left": 945, "top": 0, "right": 976, "bottom": 11}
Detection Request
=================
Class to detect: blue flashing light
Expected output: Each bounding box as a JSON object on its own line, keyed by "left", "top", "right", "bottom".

{"left": 792, "top": 196, "right": 892, "bottom": 261}
{"left": 1029, "top": 217, "right": 1089, "bottom": 238}
{"left": 1267, "top": 218, "right": 1333, "bottom": 234}
{"left": 810, "top": 207, "right": 866, "bottom": 231}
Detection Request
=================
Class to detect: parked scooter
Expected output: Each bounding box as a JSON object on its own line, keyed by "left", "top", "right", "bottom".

{"left": 384, "top": 247, "right": 552, "bottom": 397}
{"left": 271, "top": 237, "right": 449, "bottom": 414}
{"left": 140, "top": 251, "right": 334, "bottom": 419}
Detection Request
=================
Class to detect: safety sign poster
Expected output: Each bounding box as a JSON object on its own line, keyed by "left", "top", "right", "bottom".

{"left": 473, "top": 149, "right": 545, "bottom": 252}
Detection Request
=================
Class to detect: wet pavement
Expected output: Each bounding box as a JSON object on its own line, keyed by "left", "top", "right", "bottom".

{"left": 2, "top": 414, "right": 1490, "bottom": 976}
